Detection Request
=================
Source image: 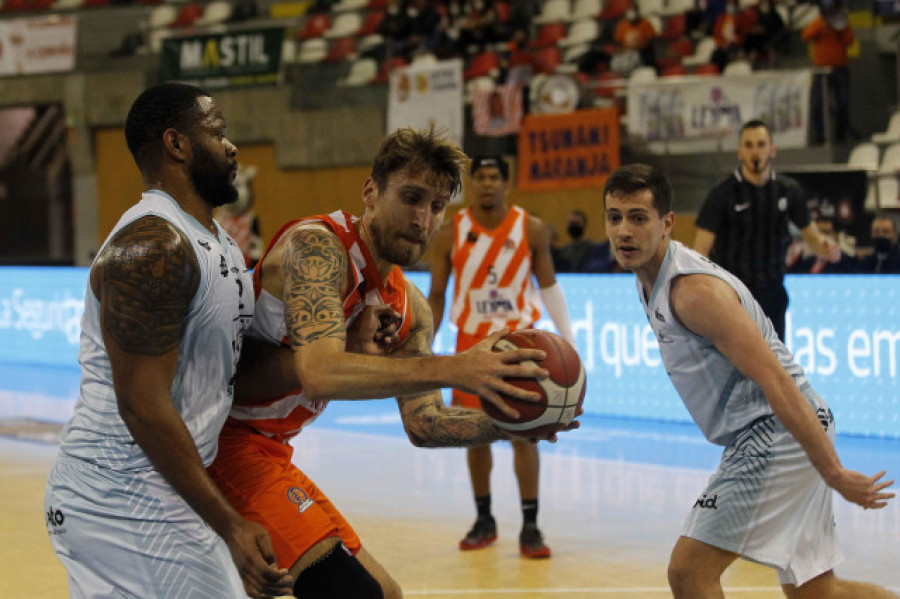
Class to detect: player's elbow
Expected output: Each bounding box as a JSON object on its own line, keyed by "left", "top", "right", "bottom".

{"left": 403, "top": 423, "right": 435, "bottom": 448}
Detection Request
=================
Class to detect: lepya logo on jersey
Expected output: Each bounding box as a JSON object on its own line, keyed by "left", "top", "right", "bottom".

{"left": 472, "top": 288, "right": 516, "bottom": 319}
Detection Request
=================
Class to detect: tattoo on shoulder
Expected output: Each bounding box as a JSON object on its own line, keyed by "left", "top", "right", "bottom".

{"left": 283, "top": 227, "right": 348, "bottom": 347}
{"left": 98, "top": 216, "right": 200, "bottom": 356}
{"left": 399, "top": 288, "right": 434, "bottom": 357}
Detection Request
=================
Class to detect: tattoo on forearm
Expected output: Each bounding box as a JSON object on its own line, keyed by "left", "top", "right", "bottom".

{"left": 401, "top": 395, "right": 503, "bottom": 447}
{"left": 283, "top": 228, "right": 348, "bottom": 347}
{"left": 100, "top": 217, "right": 199, "bottom": 356}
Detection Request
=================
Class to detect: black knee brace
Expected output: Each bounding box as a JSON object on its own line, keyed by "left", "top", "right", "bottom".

{"left": 293, "top": 542, "right": 384, "bottom": 599}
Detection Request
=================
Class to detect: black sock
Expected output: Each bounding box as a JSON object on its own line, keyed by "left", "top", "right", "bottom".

{"left": 522, "top": 499, "right": 538, "bottom": 527}
{"left": 475, "top": 494, "right": 492, "bottom": 520}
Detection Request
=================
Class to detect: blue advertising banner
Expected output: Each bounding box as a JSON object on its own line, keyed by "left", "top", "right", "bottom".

{"left": 1, "top": 267, "right": 897, "bottom": 439}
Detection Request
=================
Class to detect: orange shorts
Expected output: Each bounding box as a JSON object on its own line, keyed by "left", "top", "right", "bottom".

{"left": 208, "top": 422, "right": 360, "bottom": 569}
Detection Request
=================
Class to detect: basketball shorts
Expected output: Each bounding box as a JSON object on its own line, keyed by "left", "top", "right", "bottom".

{"left": 452, "top": 331, "right": 486, "bottom": 409}
{"left": 209, "top": 425, "right": 361, "bottom": 570}
{"left": 44, "top": 455, "right": 247, "bottom": 598}
{"left": 681, "top": 384, "right": 844, "bottom": 586}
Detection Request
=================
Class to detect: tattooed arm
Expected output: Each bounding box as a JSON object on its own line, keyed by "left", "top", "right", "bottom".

{"left": 94, "top": 216, "right": 290, "bottom": 597}
{"left": 395, "top": 287, "right": 508, "bottom": 448}
{"left": 281, "top": 226, "right": 547, "bottom": 408}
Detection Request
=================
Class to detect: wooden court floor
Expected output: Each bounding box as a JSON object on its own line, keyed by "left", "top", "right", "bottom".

{"left": 2, "top": 417, "right": 898, "bottom": 599}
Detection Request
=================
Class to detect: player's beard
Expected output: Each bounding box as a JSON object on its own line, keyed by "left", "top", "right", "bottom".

{"left": 190, "top": 143, "right": 239, "bottom": 208}
{"left": 369, "top": 217, "right": 425, "bottom": 267}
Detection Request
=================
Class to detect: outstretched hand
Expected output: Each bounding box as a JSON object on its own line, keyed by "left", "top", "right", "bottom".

{"left": 225, "top": 519, "right": 293, "bottom": 599}
{"left": 832, "top": 469, "right": 895, "bottom": 510}
{"left": 528, "top": 406, "right": 583, "bottom": 444}
{"left": 455, "top": 328, "right": 548, "bottom": 419}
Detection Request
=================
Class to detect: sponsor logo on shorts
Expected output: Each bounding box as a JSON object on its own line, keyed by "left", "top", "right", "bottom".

{"left": 693, "top": 494, "right": 719, "bottom": 510}
{"left": 286, "top": 487, "right": 314, "bottom": 513}
{"left": 816, "top": 407, "right": 834, "bottom": 431}
{"left": 46, "top": 505, "right": 66, "bottom": 535}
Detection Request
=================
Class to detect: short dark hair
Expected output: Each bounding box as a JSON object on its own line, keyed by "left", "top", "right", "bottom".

{"left": 740, "top": 119, "right": 772, "bottom": 141}
{"left": 371, "top": 125, "right": 470, "bottom": 198}
{"left": 602, "top": 164, "right": 673, "bottom": 215}
{"left": 569, "top": 209, "right": 588, "bottom": 224}
{"left": 125, "top": 82, "right": 210, "bottom": 173}
{"left": 470, "top": 155, "right": 509, "bottom": 181}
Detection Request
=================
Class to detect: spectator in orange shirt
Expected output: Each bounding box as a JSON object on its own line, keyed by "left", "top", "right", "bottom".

{"left": 612, "top": 5, "right": 657, "bottom": 74}
{"left": 711, "top": 0, "right": 751, "bottom": 72}
{"left": 802, "top": 0, "right": 854, "bottom": 144}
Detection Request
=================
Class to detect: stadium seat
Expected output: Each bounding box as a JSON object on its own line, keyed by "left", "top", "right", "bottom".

{"left": 659, "top": 13, "right": 685, "bottom": 39}
{"left": 662, "top": 0, "right": 694, "bottom": 15}
{"left": 297, "top": 13, "right": 331, "bottom": 40}
{"left": 196, "top": 1, "right": 232, "bottom": 27}
{"left": 723, "top": 59, "right": 751, "bottom": 76}
{"left": 532, "top": 22, "right": 568, "bottom": 48}
{"left": 628, "top": 65, "right": 657, "bottom": 85}
{"left": 848, "top": 142, "right": 880, "bottom": 171}
{"left": 338, "top": 57, "right": 378, "bottom": 86}
{"left": 333, "top": 0, "right": 366, "bottom": 11}
{"left": 661, "top": 64, "right": 687, "bottom": 77}
{"left": 534, "top": 0, "right": 572, "bottom": 24}
{"left": 682, "top": 36, "right": 716, "bottom": 67}
{"left": 325, "top": 11, "right": 362, "bottom": 38}
{"left": 872, "top": 111, "right": 900, "bottom": 144}
{"left": 465, "top": 75, "right": 496, "bottom": 102}
{"left": 560, "top": 19, "right": 599, "bottom": 47}
{"left": 639, "top": 0, "right": 665, "bottom": 17}
{"left": 148, "top": 4, "right": 178, "bottom": 29}
{"left": 572, "top": 0, "right": 602, "bottom": 20}
{"left": 297, "top": 37, "right": 328, "bottom": 63}
{"left": 600, "top": 0, "right": 631, "bottom": 20}
{"left": 372, "top": 55, "right": 407, "bottom": 84}
{"left": 692, "top": 62, "right": 720, "bottom": 75}
{"left": 171, "top": 4, "right": 203, "bottom": 28}
{"left": 324, "top": 36, "right": 357, "bottom": 61}
{"left": 357, "top": 10, "right": 384, "bottom": 36}
{"left": 532, "top": 46, "right": 563, "bottom": 74}
{"left": 464, "top": 50, "right": 500, "bottom": 79}
{"left": 281, "top": 38, "right": 297, "bottom": 64}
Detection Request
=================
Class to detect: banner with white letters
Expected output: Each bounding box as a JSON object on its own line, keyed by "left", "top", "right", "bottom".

{"left": 626, "top": 70, "right": 811, "bottom": 153}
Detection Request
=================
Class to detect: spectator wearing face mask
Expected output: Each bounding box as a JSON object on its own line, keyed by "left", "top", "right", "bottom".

{"left": 857, "top": 214, "right": 900, "bottom": 274}
{"left": 742, "top": 0, "right": 787, "bottom": 68}
{"left": 802, "top": 0, "right": 854, "bottom": 143}
{"left": 711, "top": 0, "right": 752, "bottom": 72}
{"left": 554, "top": 210, "right": 620, "bottom": 273}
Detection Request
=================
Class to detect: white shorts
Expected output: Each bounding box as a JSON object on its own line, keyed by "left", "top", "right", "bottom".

{"left": 45, "top": 455, "right": 248, "bottom": 598}
{"left": 681, "top": 385, "right": 844, "bottom": 587}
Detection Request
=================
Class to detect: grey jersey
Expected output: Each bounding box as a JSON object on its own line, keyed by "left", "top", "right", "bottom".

{"left": 57, "top": 190, "right": 254, "bottom": 470}
{"left": 640, "top": 241, "right": 806, "bottom": 446}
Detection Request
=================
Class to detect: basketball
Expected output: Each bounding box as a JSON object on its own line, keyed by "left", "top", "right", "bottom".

{"left": 483, "top": 329, "right": 586, "bottom": 438}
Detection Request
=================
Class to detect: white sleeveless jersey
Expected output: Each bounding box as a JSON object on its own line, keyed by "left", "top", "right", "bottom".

{"left": 448, "top": 206, "right": 541, "bottom": 336}
{"left": 58, "top": 190, "right": 254, "bottom": 470}
{"left": 641, "top": 241, "right": 806, "bottom": 446}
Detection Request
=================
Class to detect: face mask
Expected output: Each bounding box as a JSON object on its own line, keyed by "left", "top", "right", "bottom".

{"left": 567, "top": 223, "right": 585, "bottom": 239}
{"left": 873, "top": 237, "right": 893, "bottom": 254}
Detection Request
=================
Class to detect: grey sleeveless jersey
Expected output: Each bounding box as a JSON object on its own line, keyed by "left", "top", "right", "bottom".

{"left": 58, "top": 191, "right": 254, "bottom": 470}
{"left": 640, "top": 241, "right": 806, "bottom": 446}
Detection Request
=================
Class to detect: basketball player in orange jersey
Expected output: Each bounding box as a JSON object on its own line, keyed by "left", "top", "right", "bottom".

{"left": 428, "top": 155, "right": 576, "bottom": 559}
{"left": 209, "top": 128, "right": 573, "bottom": 599}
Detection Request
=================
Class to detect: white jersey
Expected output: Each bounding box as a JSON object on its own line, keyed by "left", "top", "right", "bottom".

{"left": 640, "top": 241, "right": 806, "bottom": 446}
{"left": 57, "top": 190, "right": 254, "bottom": 470}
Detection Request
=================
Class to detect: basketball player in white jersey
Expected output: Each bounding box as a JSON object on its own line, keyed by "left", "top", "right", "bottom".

{"left": 603, "top": 164, "right": 896, "bottom": 598}
{"left": 428, "top": 156, "right": 576, "bottom": 559}
{"left": 43, "top": 83, "right": 291, "bottom": 599}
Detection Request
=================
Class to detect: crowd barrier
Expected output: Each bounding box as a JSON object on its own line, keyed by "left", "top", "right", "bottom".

{"left": 1, "top": 267, "right": 897, "bottom": 439}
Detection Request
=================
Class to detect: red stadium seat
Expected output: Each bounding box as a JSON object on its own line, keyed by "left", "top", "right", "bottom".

{"left": 297, "top": 13, "right": 331, "bottom": 40}
{"left": 661, "top": 64, "right": 687, "bottom": 77}
{"left": 599, "top": 0, "right": 631, "bottom": 20}
{"left": 660, "top": 13, "right": 685, "bottom": 40}
{"left": 463, "top": 51, "right": 500, "bottom": 79}
{"left": 324, "top": 36, "right": 356, "bottom": 62}
{"left": 372, "top": 55, "right": 407, "bottom": 85}
{"left": 692, "top": 62, "right": 720, "bottom": 76}
{"left": 532, "top": 46, "right": 562, "bottom": 74}
{"left": 357, "top": 10, "right": 384, "bottom": 36}
{"left": 531, "top": 22, "right": 568, "bottom": 49}
{"left": 171, "top": 4, "right": 203, "bottom": 28}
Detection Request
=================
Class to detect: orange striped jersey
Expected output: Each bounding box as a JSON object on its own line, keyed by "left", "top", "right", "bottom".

{"left": 449, "top": 205, "right": 541, "bottom": 337}
{"left": 224, "top": 210, "right": 413, "bottom": 444}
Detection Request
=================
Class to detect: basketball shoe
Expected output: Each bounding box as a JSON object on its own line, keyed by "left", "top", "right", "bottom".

{"left": 459, "top": 515, "right": 497, "bottom": 550}
{"left": 519, "top": 523, "right": 551, "bottom": 559}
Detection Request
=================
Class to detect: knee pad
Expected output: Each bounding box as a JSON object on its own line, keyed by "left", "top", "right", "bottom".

{"left": 293, "top": 542, "right": 384, "bottom": 599}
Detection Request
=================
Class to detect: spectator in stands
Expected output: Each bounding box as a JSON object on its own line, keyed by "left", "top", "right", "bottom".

{"left": 742, "top": 0, "right": 786, "bottom": 68}
{"left": 802, "top": 0, "right": 855, "bottom": 144}
{"left": 407, "top": 0, "right": 444, "bottom": 56}
{"left": 554, "top": 210, "right": 620, "bottom": 273}
{"left": 711, "top": 0, "right": 751, "bottom": 72}
{"left": 693, "top": 119, "right": 841, "bottom": 341}
{"left": 857, "top": 214, "right": 900, "bottom": 273}
{"left": 612, "top": 5, "right": 657, "bottom": 74}
{"left": 787, "top": 216, "right": 858, "bottom": 274}
{"left": 685, "top": 0, "right": 714, "bottom": 41}
{"left": 379, "top": 0, "right": 415, "bottom": 60}
{"left": 228, "top": 0, "right": 259, "bottom": 22}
